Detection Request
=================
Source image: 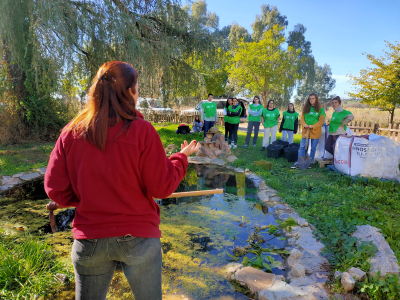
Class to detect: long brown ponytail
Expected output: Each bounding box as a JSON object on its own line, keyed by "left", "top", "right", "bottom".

{"left": 65, "top": 61, "right": 139, "bottom": 151}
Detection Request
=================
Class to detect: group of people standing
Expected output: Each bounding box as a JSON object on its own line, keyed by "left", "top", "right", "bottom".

{"left": 243, "top": 97, "right": 299, "bottom": 151}
{"left": 198, "top": 92, "right": 354, "bottom": 168}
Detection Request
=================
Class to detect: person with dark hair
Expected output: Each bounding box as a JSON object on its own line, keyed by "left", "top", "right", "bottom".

{"left": 44, "top": 61, "right": 200, "bottom": 300}
{"left": 291, "top": 93, "right": 325, "bottom": 168}
{"left": 201, "top": 93, "right": 217, "bottom": 137}
{"left": 227, "top": 97, "right": 242, "bottom": 149}
{"left": 223, "top": 97, "right": 233, "bottom": 141}
{"left": 325, "top": 96, "right": 354, "bottom": 156}
{"left": 244, "top": 96, "right": 263, "bottom": 148}
{"left": 279, "top": 103, "right": 299, "bottom": 143}
{"left": 261, "top": 100, "right": 280, "bottom": 151}
{"left": 192, "top": 115, "right": 203, "bottom": 133}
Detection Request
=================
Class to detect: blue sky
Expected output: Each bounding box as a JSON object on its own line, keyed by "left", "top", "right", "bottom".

{"left": 205, "top": 0, "right": 400, "bottom": 98}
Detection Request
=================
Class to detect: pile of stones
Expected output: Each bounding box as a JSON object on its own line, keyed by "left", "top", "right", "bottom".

{"left": 196, "top": 127, "right": 231, "bottom": 160}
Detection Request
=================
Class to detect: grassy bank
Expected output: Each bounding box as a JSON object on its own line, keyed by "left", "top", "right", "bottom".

{"left": 0, "top": 143, "right": 54, "bottom": 176}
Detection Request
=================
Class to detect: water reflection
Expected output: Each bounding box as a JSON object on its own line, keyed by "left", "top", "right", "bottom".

{"left": 160, "top": 165, "right": 285, "bottom": 300}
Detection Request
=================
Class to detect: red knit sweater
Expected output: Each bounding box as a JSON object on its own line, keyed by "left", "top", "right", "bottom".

{"left": 44, "top": 118, "right": 188, "bottom": 239}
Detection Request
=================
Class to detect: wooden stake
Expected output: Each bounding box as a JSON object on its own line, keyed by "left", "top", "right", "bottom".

{"left": 158, "top": 189, "right": 223, "bottom": 199}
{"left": 47, "top": 189, "right": 224, "bottom": 211}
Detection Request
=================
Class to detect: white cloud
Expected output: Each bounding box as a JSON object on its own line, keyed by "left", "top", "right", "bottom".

{"left": 332, "top": 75, "right": 349, "bottom": 82}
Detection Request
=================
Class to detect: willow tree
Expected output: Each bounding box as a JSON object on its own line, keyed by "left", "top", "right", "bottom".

{"left": 227, "top": 25, "right": 301, "bottom": 107}
{"left": 349, "top": 41, "right": 400, "bottom": 125}
{"left": 0, "top": 0, "right": 222, "bottom": 139}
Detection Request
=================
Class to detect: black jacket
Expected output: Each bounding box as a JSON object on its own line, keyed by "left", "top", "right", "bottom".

{"left": 279, "top": 110, "right": 298, "bottom": 134}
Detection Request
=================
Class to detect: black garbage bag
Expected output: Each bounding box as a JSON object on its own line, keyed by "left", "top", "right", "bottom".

{"left": 267, "top": 144, "right": 283, "bottom": 159}
{"left": 176, "top": 125, "right": 190, "bottom": 134}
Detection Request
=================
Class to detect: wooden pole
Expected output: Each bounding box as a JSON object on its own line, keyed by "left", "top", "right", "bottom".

{"left": 159, "top": 189, "right": 223, "bottom": 199}
{"left": 47, "top": 189, "right": 224, "bottom": 211}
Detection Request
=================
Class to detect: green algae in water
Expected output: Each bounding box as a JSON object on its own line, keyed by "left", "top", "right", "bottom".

{"left": 157, "top": 165, "right": 286, "bottom": 299}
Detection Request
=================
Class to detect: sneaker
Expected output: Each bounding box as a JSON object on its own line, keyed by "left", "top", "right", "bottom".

{"left": 252, "top": 144, "right": 256, "bottom": 148}
{"left": 229, "top": 144, "right": 232, "bottom": 149}
{"left": 291, "top": 162, "right": 298, "bottom": 169}
{"left": 261, "top": 147, "right": 266, "bottom": 151}
{"left": 233, "top": 144, "right": 237, "bottom": 149}
{"left": 307, "top": 165, "right": 312, "bottom": 169}
{"left": 243, "top": 144, "right": 248, "bottom": 148}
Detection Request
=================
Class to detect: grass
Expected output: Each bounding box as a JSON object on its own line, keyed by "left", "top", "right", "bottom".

{"left": 0, "top": 143, "right": 54, "bottom": 176}
{"left": 0, "top": 230, "right": 72, "bottom": 299}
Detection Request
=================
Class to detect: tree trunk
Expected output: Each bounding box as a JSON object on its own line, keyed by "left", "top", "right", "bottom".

{"left": 389, "top": 108, "right": 395, "bottom": 125}
{"left": 3, "top": 41, "right": 29, "bottom": 104}
{"left": 261, "top": 91, "right": 267, "bottom": 107}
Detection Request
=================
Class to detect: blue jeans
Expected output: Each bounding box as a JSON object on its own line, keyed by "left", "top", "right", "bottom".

{"left": 229, "top": 123, "right": 239, "bottom": 144}
{"left": 245, "top": 121, "right": 260, "bottom": 145}
{"left": 72, "top": 236, "right": 162, "bottom": 300}
{"left": 298, "top": 138, "right": 319, "bottom": 161}
{"left": 203, "top": 120, "right": 215, "bottom": 137}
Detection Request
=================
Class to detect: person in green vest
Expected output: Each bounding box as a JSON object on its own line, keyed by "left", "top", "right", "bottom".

{"left": 227, "top": 97, "right": 242, "bottom": 149}
{"left": 244, "top": 96, "right": 263, "bottom": 148}
{"left": 279, "top": 103, "right": 299, "bottom": 144}
{"left": 291, "top": 93, "right": 325, "bottom": 168}
{"left": 201, "top": 93, "right": 217, "bottom": 137}
{"left": 325, "top": 96, "right": 354, "bottom": 156}
{"left": 261, "top": 100, "right": 280, "bottom": 151}
{"left": 223, "top": 97, "right": 233, "bottom": 141}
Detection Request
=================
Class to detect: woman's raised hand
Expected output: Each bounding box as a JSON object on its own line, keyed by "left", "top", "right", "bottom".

{"left": 180, "top": 140, "right": 201, "bottom": 157}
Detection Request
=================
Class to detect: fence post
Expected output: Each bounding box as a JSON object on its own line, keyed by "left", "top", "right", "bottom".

{"left": 373, "top": 123, "right": 378, "bottom": 134}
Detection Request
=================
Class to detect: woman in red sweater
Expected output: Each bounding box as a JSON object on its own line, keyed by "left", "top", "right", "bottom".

{"left": 44, "top": 61, "right": 199, "bottom": 300}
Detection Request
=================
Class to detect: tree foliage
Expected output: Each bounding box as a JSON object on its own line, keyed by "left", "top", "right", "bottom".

{"left": 251, "top": 5, "right": 288, "bottom": 42}
{"left": 0, "top": 0, "right": 223, "bottom": 140}
{"left": 228, "top": 23, "right": 251, "bottom": 49}
{"left": 227, "top": 25, "right": 301, "bottom": 106}
{"left": 295, "top": 63, "right": 336, "bottom": 105}
{"left": 349, "top": 41, "right": 400, "bottom": 124}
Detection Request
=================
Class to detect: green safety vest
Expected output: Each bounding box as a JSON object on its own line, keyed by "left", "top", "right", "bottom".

{"left": 282, "top": 111, "right": 299, "bottom": 130}
{"left": 202, "top": 101, "right": 217, "bottom": 118}
{"left": 304, "top": 106, "right": 325, "bottom": 125}
{"left": 262, "top": 108, "right": 280, "bottom": 128}
{"left": 228, "top": 105, "right": 242, "bottom": 124}
{"left": 248, "top": 104, "right": 263, "bottom": 122}
{"left": 329, "top": 109, "right": 352, "bottom": 133}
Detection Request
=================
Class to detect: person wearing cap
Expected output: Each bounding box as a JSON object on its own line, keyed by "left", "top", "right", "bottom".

{"left": 325, "top": 96, "right": 354, "bottom": 156}
{"left": 201, "top": 93, "right": 217, "bottom": 137}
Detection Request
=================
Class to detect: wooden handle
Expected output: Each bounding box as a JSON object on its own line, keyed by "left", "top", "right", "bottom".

{"left": 159, "top": 189, "right": 223, "bottom": 199}
{"left": 46, "top": 189, "right": 224, "bottom": 211}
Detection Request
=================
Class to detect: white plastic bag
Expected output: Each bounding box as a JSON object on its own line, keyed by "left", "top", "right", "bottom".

{"left": 334, "top": 135, "right": 369, "bottom": 176}
{"left": 346, "top": 127, "right": 355, "bottom": 136}
{"left": 360, "top": 134, "right": 400, "bottom": 181}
